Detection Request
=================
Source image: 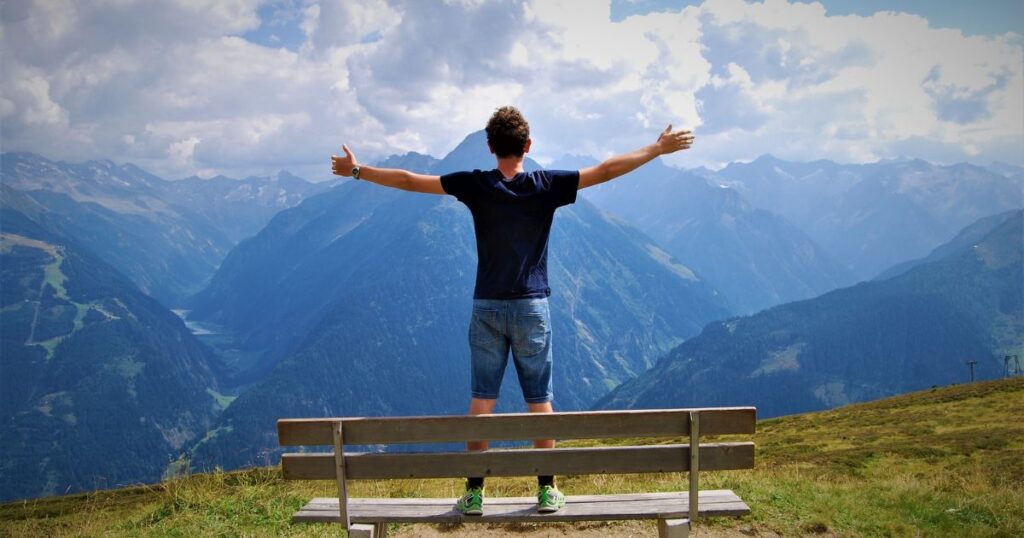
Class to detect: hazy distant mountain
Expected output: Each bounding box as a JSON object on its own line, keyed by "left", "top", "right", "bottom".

{"left": 575, "top": 156, "right": 854, "bottom": 314}
{"left": 0, "top": 185, "right": 224, "bottom": 501}
{"left": 714, "top": 155, "right": 858, "bottom": 226}
{"left": 163, "top": 171, "right": 334, "bottom": 243}
{"left": 1, "top": 153, "right": 327, "bottom": 305}
{"left": 986, "top": 161, "right": 1024, "bottom": 181}
{"left": 185, "top": 153, "right": 440, "bottom": 379}
{"left": 717, "top": 155, "right": 1023, "bottom": 279}
{"left": 876, "top": 210, "right": 1021, "bottom": 280}
{"left": 1, "top": 153, "right": 229, "bottom": 305}
{"left": 184, "top": 132, "right": 729, "bottom": 471}
{"left": 596, "top": 211, "right": 1023, "bottom": 418}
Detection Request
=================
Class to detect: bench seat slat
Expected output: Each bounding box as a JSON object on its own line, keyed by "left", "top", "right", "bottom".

{"left": 302, "top": 490, "right": 743, "bottom": 506}
{"left": 282, "top": 443, "right": 754, "bottom": 480}
{"left": 278, "top": 408, "right": 756, "bottom": 446}
{"left": 292, "top": 491, "right": 750, "bottom": 523}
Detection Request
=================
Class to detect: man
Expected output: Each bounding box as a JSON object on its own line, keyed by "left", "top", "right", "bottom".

{"left": 331, "top": 106, "right": 694, "bottom": 515}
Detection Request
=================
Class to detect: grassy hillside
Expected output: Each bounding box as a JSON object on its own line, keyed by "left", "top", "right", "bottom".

{"left": 2, "top": 378, "right": 1021, "bottom": 537}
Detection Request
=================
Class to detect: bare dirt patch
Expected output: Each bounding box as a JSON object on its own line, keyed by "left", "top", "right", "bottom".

{"left": 390, "top": 520, "right": 785, "bottom": 537}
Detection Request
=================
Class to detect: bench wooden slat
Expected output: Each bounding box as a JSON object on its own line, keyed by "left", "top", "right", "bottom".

{"left": 292, "top": 491, "right": 750, "bottom": 523}
{"left": 278, "top": 408, "right": 755, "bottom": 446}
{"left": 282, "top": 443, "right": 754, "bottom": 480}
{"left": 302, "top": 490, "right": 743, "bottom": 506}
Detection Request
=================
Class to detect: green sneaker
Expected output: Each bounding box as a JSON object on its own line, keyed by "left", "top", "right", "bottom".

{"left": 537, "top": 485, "right": 566, "bottom": 513}
{"left": 456, "top": 486, "right": 484, "bottom": 516}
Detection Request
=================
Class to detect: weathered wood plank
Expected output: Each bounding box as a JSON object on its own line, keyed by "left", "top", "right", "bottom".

{"left": 688, "top": 411, "right": 700, "bottom": 521}
{"left": 331, "top": 421, "right": 350, "bottom": 528}
{"left": 303, "top": 490, "right": 742, "bottom": 506}
{"left": 278, "top": 408, "right": 756, "bottom": 446}
{"left": 292, "top": 503, "right": 751, "bottom": 524}
{"left": 334, "top": 500, "right": 750, "bottom": 517}
{"left": 291, "top": 491, "right": 750, "bottom": 523}
{"left": 281, "top": 443, "right": 754, "bottom": 480}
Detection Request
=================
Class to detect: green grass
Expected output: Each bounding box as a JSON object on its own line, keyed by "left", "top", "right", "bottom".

{"left": 71, "top": 303, "right": 90, "bottom": 332}
{"left": 205, "top": 388, "right": 237, "bottom": 411}
{"left": 2, "top": 378, "right": 1022, "bottom": 537}
{"left": 41, "top": 249, "right": 69, "bottom": 301}
{"left": 36, "top": 335, "right": 66, "bottom": 361}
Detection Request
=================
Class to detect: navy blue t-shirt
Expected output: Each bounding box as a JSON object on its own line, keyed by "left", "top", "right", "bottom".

{"left": 441, "top": 169, "right": 580, "bottom": 299}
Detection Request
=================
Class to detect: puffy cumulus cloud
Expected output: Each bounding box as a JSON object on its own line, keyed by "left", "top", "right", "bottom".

{"left": 691, "top": 0, "right": 1023, "bottom": 166}
{"left": 1, "top": 0, "right": 714, "bottom": 176}
{"left": 0, "top": 0, "right": 385, "bottom": 178}
{"left": 341, "top": 0, "right": 534, "bottom": 153}
{"left": 168, "top": 136, "right": 201, "bottom": 167}
{"left": 695, "top": 62, "right": 774, "bottom": 134}
{"left": 1, "top": 63, "right": 68, "bottom": 127}
{"left": 2, "top": 0, "right": 263, "bottom": 67}
{"left": 1, "top": 0, "right": 1022, "bottom": 180}
{"left": 431, "top": 0, "right": 710, "bottom": 162}
{"left": 307, "top": 0, "right": 399, "bottom": 50}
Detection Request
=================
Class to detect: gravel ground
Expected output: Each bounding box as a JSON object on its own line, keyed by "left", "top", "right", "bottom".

{"left": 390, "top": 520, "right": 790, "bottom": 537}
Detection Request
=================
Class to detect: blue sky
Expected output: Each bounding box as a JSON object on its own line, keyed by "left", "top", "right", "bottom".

{"left": 610, "top": 0, "right": 1024, "bottom": 36}
{"left": 2, "top": 0, "right": 1021, "bottom": 180}
{"left": 243, "top": 1, "right": 1024, "bottom": 48}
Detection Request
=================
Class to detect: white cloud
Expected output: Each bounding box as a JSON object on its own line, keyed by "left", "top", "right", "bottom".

{"left": 4, "top": 66, "right": 68, "bottom": 126}
{"left": 308, "top": 0, "right": 399, "bottom": 50}
{"left": 23, "top": 0, "right": 78, "bottom": 43}
{"left": 0, "top": 0, "right": 1021, "bottom": 179}
{"left": 689, "top": 0, "right": 1023, "bottom": 166}
{"left": 168, "top": 136, "right": 201, "bottom": 167}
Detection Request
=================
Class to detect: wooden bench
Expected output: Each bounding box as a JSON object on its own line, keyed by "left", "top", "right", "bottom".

{"left": 278, "top": 407, "right": 756, "bottom": 537}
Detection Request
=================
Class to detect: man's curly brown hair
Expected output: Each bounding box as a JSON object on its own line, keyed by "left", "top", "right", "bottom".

{"left": 486, "top": 106, "right": 530, "bottom": 158}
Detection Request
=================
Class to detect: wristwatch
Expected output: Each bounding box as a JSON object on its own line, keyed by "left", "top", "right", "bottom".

{"left": 351, "top": 166, "right": 361, "bottom": 180}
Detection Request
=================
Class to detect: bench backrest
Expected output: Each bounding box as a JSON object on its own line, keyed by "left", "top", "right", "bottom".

{"left": 278, "top": 407, "right": 756, "bottom": 529}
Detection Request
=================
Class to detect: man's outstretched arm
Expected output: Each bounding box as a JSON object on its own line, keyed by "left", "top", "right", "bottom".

{"left": 578, "top": 125, "right": 694, "bottom": 190}
{"left": 331, "top": 145, "right": 445, "bottom": 195}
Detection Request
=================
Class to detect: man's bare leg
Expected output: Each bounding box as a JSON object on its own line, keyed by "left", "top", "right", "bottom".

{"left": 467, "top": 397, "right": 497, "bottom": 451}
{"left": 466, "top": 400, "right": 551, "bottom": 450}
{"left": 527, "top": 401, "right": 554, "bottom": 449}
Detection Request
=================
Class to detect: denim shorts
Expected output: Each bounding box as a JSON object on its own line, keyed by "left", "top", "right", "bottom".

{"left": 468, "top": 297, "right": 553, "bottom": 403}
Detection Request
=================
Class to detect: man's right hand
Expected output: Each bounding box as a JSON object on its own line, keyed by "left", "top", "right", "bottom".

{"left": 331, "top": 144, "right": 358, "bottom": 177}
{"left": 579, "top": 123, "right": 696, "bottom": 190}
{"left": 655, "top": 124, "right": 695, "bottom": 155}
{"left": 328, "top": 144, "right": 445, "bottom": 194}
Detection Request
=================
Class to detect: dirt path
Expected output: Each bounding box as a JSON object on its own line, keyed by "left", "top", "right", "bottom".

{"left": 390, "top": 521, "right": 784, "bottom": 537}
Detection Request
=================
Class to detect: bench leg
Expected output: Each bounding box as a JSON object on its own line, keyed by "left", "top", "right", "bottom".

{"left": 658, "top": 518, "right": 690, "bottom": 538}
{"left": 374, "top": 522, "right": 388, "bottom": 537}
{"left": 347, "top": 523, "right": 376, "bottom": 537}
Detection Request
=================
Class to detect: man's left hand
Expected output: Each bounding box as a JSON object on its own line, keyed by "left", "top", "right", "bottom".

{"left": 331, "top": 145, "right": 358, "bottom": 177}
{"left": 655, "top": 124, "right": 695, "bottom": 155}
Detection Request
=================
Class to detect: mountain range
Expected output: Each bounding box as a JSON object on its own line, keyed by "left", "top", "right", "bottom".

{"left": 0, "top": 153, "right": 330, "bottom": 306}
{"left": 597, "top": 210, "right": 1023, "bottom": 417}
{"left": 0, "top": 185, "right": 224, "bottom": 502}
{"left": 716, "top": 155, "right": 1022, "bottom": 280}
{"left": 574, "top": 156, "right": 856, "bottom": 314}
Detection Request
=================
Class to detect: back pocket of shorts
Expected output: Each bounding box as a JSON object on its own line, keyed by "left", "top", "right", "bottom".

{"left": 469, "top": 308, "right": 501, "bottom": 346}
{"left": 516, "top": 312, "right": 550, "bottom": 356}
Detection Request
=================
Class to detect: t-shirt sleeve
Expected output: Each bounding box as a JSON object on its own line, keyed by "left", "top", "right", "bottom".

{"left": 546, "top": 170, "right": 580, "bottom": 208}
{"left": 440, "top": 171, "right": 477, "bottom": 202}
